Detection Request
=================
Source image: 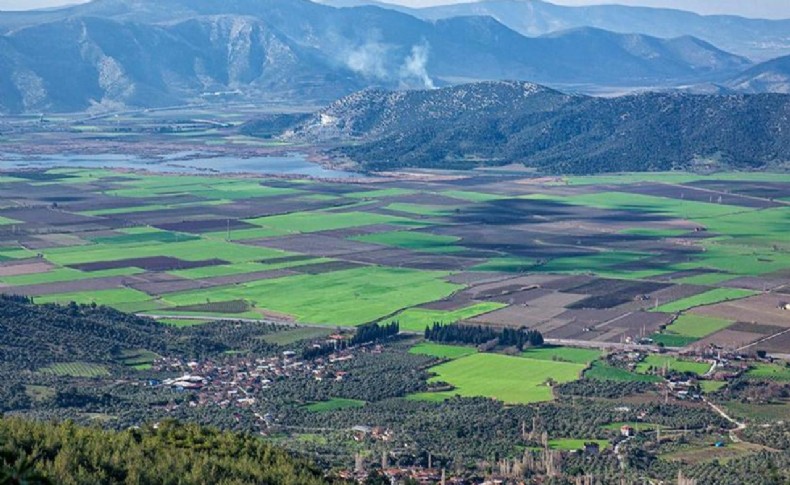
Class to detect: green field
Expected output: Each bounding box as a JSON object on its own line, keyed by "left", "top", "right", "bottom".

{"left": 636, "top": 355, "right": 711, "bottom": 376}
{"left": 620, "top": 228, "right": 689, "bottom": 238}
{"left": 650, "top": 334, "right": 699, "bottom": 347}
{"left": 36, "top": 288, "right": 160, "bottom": 313}
{"left": 39, "top": 362, "right": 110, "bottom": 377}
{"left": 163, "top": 267, "right": 461, "bottom": 326}
{"left": 384, "top": 203, "right": 452, "bottom": 216}
{"left": 653, "top": 289, "right": 756, "bottom": 313}
{"left": 746, "top": 363, "right": 790, "bottom": 381}
{"left": 520, "top": 346, "right": 602, "bottom": 364}
{"left": 585, "top": 361, "right": 662, "bottom": 383}
{"left": 665, "top": 314, "right": 735, "bottom": 337}
{"left": 722, "top": 400, "right": 790, "bottom": 424}
{"left": 409, "top": 342, "right": 477, "bottom": 359}
{"left": 247, "top": 211, "right": 419, "bottom": 233}
{"left": 699, "top": 381, "right": 727, "bottom": 393}
{"left": 548, "top": 438, "right": 610, "bottom": 451}
{"left": 388, "top": 302, "right": 507, "bottom": 332}
{"left": 304, "top": 398, "right": 366, "bottom": 412}
{"left": 263, "top": 327, "right": 334, "bottom": 346}
{"left": 0, "top": 267, "right": 144, "bottom": 286}
{"left": 351, "top": 230, "right": 462, "bottom": 253}
{"left": 415, "top": 353, "right": 585, "bottom": 404}
{"left": 653, "top": 314, "right": 735, "bottom": 346}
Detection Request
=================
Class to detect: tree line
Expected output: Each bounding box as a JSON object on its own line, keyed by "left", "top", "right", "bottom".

{"left": 424, "top": 323, "right": 543, "bottom": 349}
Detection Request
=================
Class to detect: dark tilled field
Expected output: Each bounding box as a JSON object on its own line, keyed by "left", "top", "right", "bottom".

{"left": 689, "top": 180, "right": 790, "bottom": 201}
{"left": 155, "top": 219, "right": 258, "bottom": 234}
{"left": 617, "top": 183, "right": 783, "bottom": 209}
{"left": 69, "top": 256, "right": 229, "bottom": 272}
{"left": 251, "top": 234, "right": 385, "bottom": 257}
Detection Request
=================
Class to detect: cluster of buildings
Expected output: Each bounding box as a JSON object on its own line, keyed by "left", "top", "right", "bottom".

{"left": 149, "top": 348, "right": 356, "bottom": 410}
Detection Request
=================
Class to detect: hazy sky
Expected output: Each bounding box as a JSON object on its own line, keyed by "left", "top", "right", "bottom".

{"left": 1, "top": 0, "right": 789, "bottom": 19}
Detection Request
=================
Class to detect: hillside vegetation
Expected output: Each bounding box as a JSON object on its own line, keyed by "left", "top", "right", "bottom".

{"left": 0, "top": 418, "right": 336, "bottom": 485}
{"left": 283, "top": 81, "right": 790, "bottom": 174}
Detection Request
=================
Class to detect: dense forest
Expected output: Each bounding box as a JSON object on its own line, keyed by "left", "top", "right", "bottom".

{"left": 0, "top": 417, "right": 337, "bottom": 485}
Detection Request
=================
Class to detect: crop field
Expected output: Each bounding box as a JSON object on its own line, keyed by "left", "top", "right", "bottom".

{"left": 416, "top": 353, "right": 585, "bottom": 404}
{"left": 408, "top": 342, "right": 477, "bottom": 359}
{"left": 520, "top": 346, "right": 602, "bottom": 364}
{"left": 39, "top": 362, "right": 110, "bottom": 377}
{"left": 388, "top": 302, "right": 507, "bottom": 332}
{"left": 585, "top": 362, "right": 663, "bottom": 382}
{"left": 0, "top": 168, "right": 787, "bottom": 353}
{"left": 651, "top": 314, "right": 735, "bottom": 347}
{"left": 636, "top": 355, "right": 711, "bottom": 376}
{"left": 746, "top": 363, "right": 790, "bottom": 381}
{"left": 304, "top": 398, "right": 366, "bottom": 412}
{"left": 653, "top": 288, "right": 757, "bottom": 313}
{"left": 548, "top": 438, "right": 610, "bottom": 451}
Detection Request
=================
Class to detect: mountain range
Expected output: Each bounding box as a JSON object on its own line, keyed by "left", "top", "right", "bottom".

{"left": 0, "top": 0, "right": 782, "bottom": 113}
{"left": 320, "top": 0, "right": 790, "bottom": 62}
{"left": 279, "top": 81, "right": 790, "bottom": 174}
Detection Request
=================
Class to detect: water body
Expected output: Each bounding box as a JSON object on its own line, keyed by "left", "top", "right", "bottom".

{"left": 0, "top": 152, "right": 363, "bottom": 179}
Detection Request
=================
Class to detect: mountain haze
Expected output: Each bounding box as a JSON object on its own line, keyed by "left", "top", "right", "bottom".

{"left": 334, "top": 0, "right": 790, "bottom": 62}
{"left": 0, "top": 0, "right": 756, "bottom": 113}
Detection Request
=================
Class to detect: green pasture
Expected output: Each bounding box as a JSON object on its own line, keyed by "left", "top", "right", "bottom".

{"left": 549, "top": 438, "right": 610, "bottom": 451}
{"left": 408, "top": 342, "right": 477, "bottom": 360}
{"left": 585, "top": 361, "right": 662, "bottom": 383}
{"left": 388, "top": 302, "right": 507, "bottom": 332}
{"left": 653, "top": 288, "right": 756, "bottom": 313}
{"left": 163, "top": 266, "right": 461, "bottom": 326}
{"left": 384, "top": 203, "right": 452, "bottom": 216}
{"left": 636, "top": 355, "right": 711, "bottom": 376}
{"left": 566, "top": 171, "right": 790, "bottom": 186}
{"left": 746, "top": 363, "right": 790, "bottom": 381}
{"left": 0, "top": 267, "right": 143, "bottom": 286}
{"left": 415, "top": 353, "right": 585, "bottom": 404}
{"left": 39, "top": 362, "right": 110, "bottom": 377}
{"left": 247, "top": 211, "right": 419, "bottom": 234}
{"left": 35, "top": 288, "right": 159, "bottom": 313}
{"left": 346, "top": 188, "right": 417, "bottom": 199}
{"left": 441, "top": 190, "right": 504, "bottom": 202}
{"left": 351, "top": 230, "right": 463, "bottom": 253}
{"left": 521, "top": 346, "right": 602, "bottom": 364}
{"left": 304, "top": 398, "right": 366, "bottom": 412}
{"left": 699, "top": 381, "right": 727, "bottom": 393}
{"left": 262, "top": 327, "right": 334, "bottom": 346}
{"left": 620, "top": 228, "right": 689, "bottom": 238}
{"left": 40, "top": 238, "right": 286, "bottom": 266}
{"left": 659, "top": 314, "right": 734, "bottom": 339}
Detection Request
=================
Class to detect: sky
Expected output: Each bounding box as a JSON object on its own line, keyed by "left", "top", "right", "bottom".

{"left": 1, "top": 0, "right": 789, "bottom": 19}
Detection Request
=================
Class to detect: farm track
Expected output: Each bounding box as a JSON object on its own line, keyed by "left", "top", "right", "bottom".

{"left": 703, "top": 397, "right": 746, "bottom": 443}
{"left": 737, "top": 327, "right": 790, "bottom": 352}
{"left": 661, "top": 182, "right": 790, "bottom": 207}
{"left": 141, "top": 313, "right": 356, "bottom": 330}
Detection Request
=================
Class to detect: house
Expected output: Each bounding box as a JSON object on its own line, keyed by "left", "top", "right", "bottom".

{"left": 621, "top": 425, "right": 636, "bottom": 437}
{"left": 352, "top": 425, "right": 372, "bottom": 441}
{"left": 584, "top": 442, "right": 601, "bottom": 455}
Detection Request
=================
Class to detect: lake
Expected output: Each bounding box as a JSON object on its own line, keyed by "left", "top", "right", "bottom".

{"left": 0, "top": 152, "right": 364, "bottom": 179}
